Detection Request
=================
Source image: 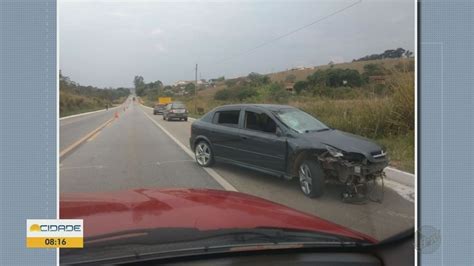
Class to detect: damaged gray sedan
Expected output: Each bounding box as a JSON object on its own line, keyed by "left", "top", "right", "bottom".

{"left": 190, "top": 104, "right": 388, "bottom": 202}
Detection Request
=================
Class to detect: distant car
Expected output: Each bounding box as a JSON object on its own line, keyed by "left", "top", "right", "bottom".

{"left": 163, "top": 102, "right": 188, "bottom": 121}
{"left": 190, "top": 104, "right": 388, "bottom": 199}
{"left": 153, "top": 104, "right": 167, "bottom": 115}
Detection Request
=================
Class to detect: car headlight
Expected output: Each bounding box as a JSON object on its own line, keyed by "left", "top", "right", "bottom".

{"left": 325, "top": 145, "right": 344, "bottom": 158}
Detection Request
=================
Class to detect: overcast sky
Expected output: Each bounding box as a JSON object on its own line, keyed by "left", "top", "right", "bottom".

{"left": 59, "top": 0, "right": 414, "bottom": 88}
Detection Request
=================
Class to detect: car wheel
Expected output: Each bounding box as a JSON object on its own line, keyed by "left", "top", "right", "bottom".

{"left": 298, "top": 160, "right": 325, "bottom": 198}
{"left": 195, "top": 141, "right": 214, "bottom": 167}
{"left": 163, "top": 115, "right": 166, "bottom": 120}
{"left": 184, "top": 117, "right": 188, "bottom": 122}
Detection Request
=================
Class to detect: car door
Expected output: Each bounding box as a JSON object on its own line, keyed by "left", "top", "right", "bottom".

{"left": 164, "top": 103, "right": 171, "bottom": 117}
{"left": 238, "top": 107, "right": 287, "bottom": 173}
{"left": 207, "top": 108, "right": 246, "bottom": 163}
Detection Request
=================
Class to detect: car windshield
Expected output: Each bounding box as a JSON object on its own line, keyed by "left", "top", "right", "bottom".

{"left": 275, "top": 108, "right": 329, "bottom": 133}
{"left": 172, "top": 103, "right": 185, "bottom": 109}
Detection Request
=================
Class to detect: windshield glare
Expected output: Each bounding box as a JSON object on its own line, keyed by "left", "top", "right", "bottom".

{"left": 275, "top": 109, "right": 329, "bottom": 133}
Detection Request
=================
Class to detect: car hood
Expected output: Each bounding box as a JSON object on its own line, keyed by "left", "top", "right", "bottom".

{"left": 300, "top": 129, "right": 384, "bottom": 162}
{"left": 60, "top": 188, "right": 376, "bottom": 243}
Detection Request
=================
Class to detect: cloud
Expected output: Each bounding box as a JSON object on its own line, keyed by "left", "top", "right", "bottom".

{"left": 329, "top": 56, "right": 345, "bottom": 64}
{"left": 150, "top": 28, "right": 163, "bottom": 36}
{"left": 109, "top": 11, "right": 131, "bottom": 18}
{"left": 154, "top": 43, "right": 166, "bottom": 52}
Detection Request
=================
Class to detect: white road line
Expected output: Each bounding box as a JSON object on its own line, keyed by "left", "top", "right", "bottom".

{"left": 141, "top": 109, "right": 238, "bottom": 192}
{"left": 60, "top": 165, "right": 105, "bottom": 170}
{"left": 386, "top": 166, "right": 415, "bottom": 177}
{"left": 384, "top": 179, "right": 415, "bottom": 203}
{"left": 60, "top": 106, "right": 120, "bottom": 120}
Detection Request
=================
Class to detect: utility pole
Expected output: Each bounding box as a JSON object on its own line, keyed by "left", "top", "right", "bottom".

{"left": 195, "top": 63, "right": 198, "bottom": 114}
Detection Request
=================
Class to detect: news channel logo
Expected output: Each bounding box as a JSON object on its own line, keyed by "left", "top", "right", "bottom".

{"left": 26, "top": 219, "right": 83, "bottom": 248}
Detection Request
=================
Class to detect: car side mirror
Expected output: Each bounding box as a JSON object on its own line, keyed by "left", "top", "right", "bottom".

{"left": 276, "top": 127, "right": 283, "bottom": 137}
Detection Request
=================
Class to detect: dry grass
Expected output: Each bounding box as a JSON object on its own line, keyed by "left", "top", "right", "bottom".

{"left": 268, "top": 58, "right": 413, "bottom": 82}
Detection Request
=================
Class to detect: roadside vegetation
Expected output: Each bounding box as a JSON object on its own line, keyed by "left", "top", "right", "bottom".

{"left": 137, "top": 54, "right": 415, "bottom": 173}
{"left": 60, "top": 73, "right": 130, "bottom": 117}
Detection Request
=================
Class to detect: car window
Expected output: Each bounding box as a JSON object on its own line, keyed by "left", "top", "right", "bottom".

{"left": 213, "top": 110, "right": 240, "bottom": 127}
{"left": 244, "top": 111, "right": 277, "bottom": 134}
{"left": 172, "top": 103, "right": 186, "bottom": 109}
{"left": 274, "top": 108, "right": 329, "bottom": 133}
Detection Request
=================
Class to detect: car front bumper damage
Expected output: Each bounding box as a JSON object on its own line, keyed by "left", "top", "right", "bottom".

{"left": 318, "top": 153, "right": 388, "bottom": 204}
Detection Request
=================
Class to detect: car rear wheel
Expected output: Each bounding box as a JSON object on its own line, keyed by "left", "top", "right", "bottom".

{"left": 184, "top": 117, "right": 188, "bottom": 121}
{"left": 163, "top": 115, "right": 166, "bottom": 120}
{"left": 195, "top": 141, "right": 214, "bottom": 167}
{"left": 299, "top": 160, "right": 325, "bottom": 198}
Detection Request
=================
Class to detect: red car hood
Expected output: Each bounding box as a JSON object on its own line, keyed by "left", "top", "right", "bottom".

{"left": 60, "top": 188, "right": 376, "bottom": 243}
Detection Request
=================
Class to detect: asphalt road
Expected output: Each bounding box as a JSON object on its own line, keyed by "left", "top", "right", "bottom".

{"left": 60, "top": 99, "right": 414, "bottom": 240}
{"left": 60, "top": 106, "right": 121, "bottom": 151}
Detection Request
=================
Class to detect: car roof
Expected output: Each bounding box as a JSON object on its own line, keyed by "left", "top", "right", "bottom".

{"left": 216, "top": 104, "right": 295, "bottom": 112}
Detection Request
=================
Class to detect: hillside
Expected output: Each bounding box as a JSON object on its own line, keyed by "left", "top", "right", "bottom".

{"left": 267, "top": 58, "right": 413, "bottom": 83}
{"left": 60, "top": 73, "right": 130, "bottom": 117}
{"left": 173, "top": 58, "right": 415, "bottom": 172}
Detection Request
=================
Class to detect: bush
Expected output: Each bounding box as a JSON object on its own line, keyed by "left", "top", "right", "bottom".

{"left": 236, "top": 86, "right": 258, "bottom": 101}
{"left": 363, "top": 63, "right": 386, "bottom": 76}
{"left": 308, "top": 68, "right": 363, "bottom": 88}
{"left": 225, "top": 79, "right": 237, "bottom": 87}
{"left": 294, "top": 81, "right": 308, "bottom": 94}
{"left": 214, "top": 88, "right": 232, "bottom": 101}
{"left": 267, "top": 83, "right": 289, "bottom": 103}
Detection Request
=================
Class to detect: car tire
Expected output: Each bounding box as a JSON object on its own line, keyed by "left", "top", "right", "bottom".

{"left": 184, "top": 117, "right": 188, "bottom": 122}
{"left": 163, "top": 115, "right": 166, "bottom": 121}
{"left": 298, "top": 160, "right": 325, "bottom": 198}
{"left": 195, "top": 141, "right": 214, "bottom": 167}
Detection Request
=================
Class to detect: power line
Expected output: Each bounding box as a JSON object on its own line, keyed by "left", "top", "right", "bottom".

{"left": 215, "top": 0, "right": 362, "bottom": 64}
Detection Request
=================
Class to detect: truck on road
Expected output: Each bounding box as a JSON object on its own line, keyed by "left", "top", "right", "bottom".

{"left": 158, "top": 97, "right": 172, "bottom": 105}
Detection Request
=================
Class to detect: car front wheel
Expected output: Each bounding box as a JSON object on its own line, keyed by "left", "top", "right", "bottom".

{"left": 299, "top": 160, "right": 325, "bottom": 198}
{"left": 195, "top": 141, "right": 214, "bottom": 167}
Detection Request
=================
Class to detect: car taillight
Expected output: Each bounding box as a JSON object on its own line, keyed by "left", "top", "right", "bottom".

{"left": 170, "top": 109, "right": 175, "bottom": 113}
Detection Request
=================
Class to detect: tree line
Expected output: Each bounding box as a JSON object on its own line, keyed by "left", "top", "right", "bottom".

{"left": 353, "top": 48, "right": 413, "bottom": 62}
{"left": 60, "top": 73, "right": 130, "bottom": 116}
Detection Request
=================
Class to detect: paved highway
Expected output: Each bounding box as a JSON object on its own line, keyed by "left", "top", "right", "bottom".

{"left": 60, "top": 98, "right": 414, "bottom": 240}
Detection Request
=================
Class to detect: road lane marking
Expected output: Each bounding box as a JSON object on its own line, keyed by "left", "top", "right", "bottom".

{"left": 156, "top": 159, "right": 194, "bottom": 165}
{"left": 87, "top": 130, "right": 101, "bottom": 142}
{"left": 60, "top": 117, "right": 115, "bottom": 160}
{"left": 386, "top": 167, "right": 414, "bottom": 177}
{"left": 384, "top": 179, "right": 414, "bottom": 203}
{"left": 60, "top": 106, "right": 120, "bottom": 120}
{"left": 61, "top": 165, "right": 105, "bottom": 171}
{"left": 141, "top": 109, "right": 238, "bottom": 192}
